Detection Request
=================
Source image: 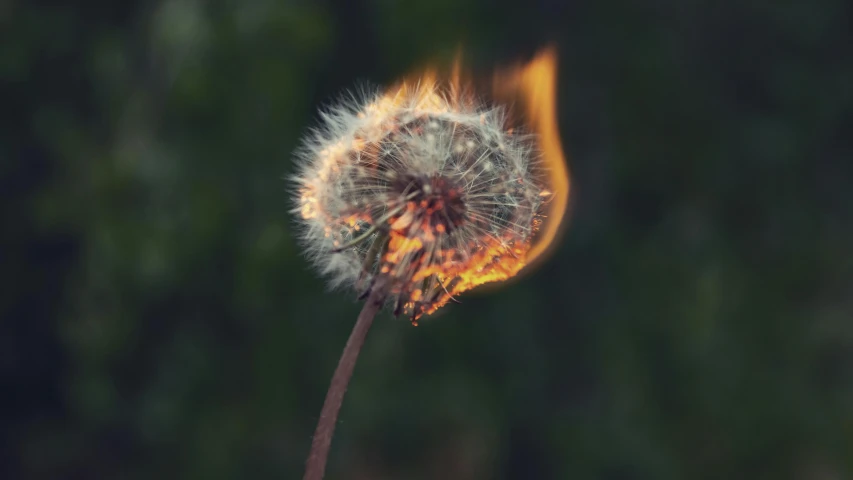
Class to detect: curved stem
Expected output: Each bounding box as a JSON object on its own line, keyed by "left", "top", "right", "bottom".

{"left": 303, "top": 284, "right": 386, "bottom": 480}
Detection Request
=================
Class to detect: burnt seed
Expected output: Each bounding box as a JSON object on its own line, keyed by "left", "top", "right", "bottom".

{"left": 391, "top": 173, "right": 468, "bottom": 234}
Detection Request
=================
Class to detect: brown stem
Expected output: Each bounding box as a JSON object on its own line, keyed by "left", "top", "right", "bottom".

{"left": 303, "top": 283, "right": 386, "bottom": 480}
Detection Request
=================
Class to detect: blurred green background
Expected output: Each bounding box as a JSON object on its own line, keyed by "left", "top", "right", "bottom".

{"left": 3, "top": 0, "right": 853, "bottom": 479}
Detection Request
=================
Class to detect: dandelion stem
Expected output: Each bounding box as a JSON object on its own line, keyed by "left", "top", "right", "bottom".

{"left": 303, "top": 281, "right": 386, "bottom": 480}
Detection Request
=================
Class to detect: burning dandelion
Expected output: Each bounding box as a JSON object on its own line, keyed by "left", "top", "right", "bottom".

{"left": 293, "top": 48, "right": 568, "bottom": 325}
{"left": 295, "top": 48, "right": 569, "bottom": 480}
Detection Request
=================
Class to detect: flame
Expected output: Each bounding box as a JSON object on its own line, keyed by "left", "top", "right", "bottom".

{"left": 386, "top": 48, "right": 568, "bottom": 317}
{"left": 394, "top": 47, "right": 570, "bottom": 272}
{"left": 492, "top": 47, "right": 570, "bottom": 271}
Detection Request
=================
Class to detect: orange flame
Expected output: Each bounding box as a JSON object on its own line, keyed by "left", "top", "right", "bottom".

{"left": 492, "top": 47, "right": 570, "bottom": 271}
{"left": 394, "top": 47, "right": 570, "bottom": 273}
{"left": 393, "top": 47, "right": 570, "bottom": 314}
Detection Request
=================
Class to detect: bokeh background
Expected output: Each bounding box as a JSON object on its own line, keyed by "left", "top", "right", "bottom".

{"left": 4, "top": 0, "right": 853, "bottom": 479}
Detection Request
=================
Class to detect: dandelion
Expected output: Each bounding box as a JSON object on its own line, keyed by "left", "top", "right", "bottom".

{"left": 293, "top": 84, "right": 547, "bottom": 322}
{"left": 293, "top": 48, "right": 568, "bottom": 480}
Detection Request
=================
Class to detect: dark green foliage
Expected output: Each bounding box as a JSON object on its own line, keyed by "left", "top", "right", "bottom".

{"left": 3, "top": 0, "right": 852, "bottom": 478}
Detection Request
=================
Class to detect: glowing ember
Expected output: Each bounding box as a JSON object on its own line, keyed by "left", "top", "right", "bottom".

{"left": 292, "top": 47, "right": 569, "bottom": 323}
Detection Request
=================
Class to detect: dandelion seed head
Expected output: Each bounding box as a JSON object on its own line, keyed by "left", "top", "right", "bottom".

{"left": 291, "top": 79, "right": 549, "bottom": 322}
